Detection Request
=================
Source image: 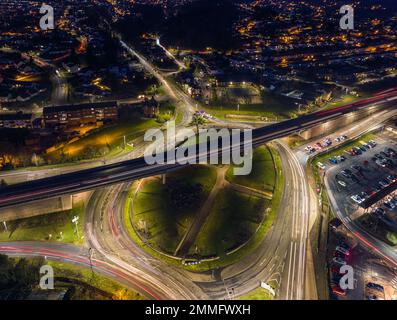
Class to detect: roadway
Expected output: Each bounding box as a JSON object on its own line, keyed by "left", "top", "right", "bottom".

{"left": 1, "top": 93, "right": 396, "bottom": 209}
{"left": 156, "top": 38, "right": 187, "bottom": 70}
{"left": 84, "top": 185, "right": 208, "bottom": 300}
{"left": 0, "top": 105, "right": 394, "bottom": 301}
{"left": 82, "top": 139, "right": 318, "bottom": 300}
{"left": 0, "top": 37, "right": 199, "bottom": 187}
{"left": 0, "top": 241, "right": 169, "bottom": 300}
{"left": 1, "top": 108, "right": 392, "bottom": 301}
{"left": 196, "top": 108, "right": 397, "bottom": 300}
{"left": 77, "top": 145, "right": 307, "bottom": 300}
{"left": 50, "top": 69, "right": 69, "bottom": 105}
{"left": 191, "top": 141, "right": 313, "bottom": 300}
{"left": 326, "top": 167, "right": 397, "bottom": 269}
{"left": 295, "top": 107, "right": 397, "bottom": 298}
{"left": 1, "top": 29, "right": 397, "bottom": 300}
{"left": 120, "top": 39, "right": 194, "bottom": 127}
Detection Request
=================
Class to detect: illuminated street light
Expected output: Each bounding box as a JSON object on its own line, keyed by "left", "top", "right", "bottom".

{"left": 72, "top": 215, "right": 79, "bottom": 238}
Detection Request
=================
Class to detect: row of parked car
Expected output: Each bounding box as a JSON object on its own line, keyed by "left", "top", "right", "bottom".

{"left": 344, "top": 140, "right": 377, "bottom": 157}
{"left": 319, "top": 140, "right": 377, "bottom": 170}
{"left": 330, "top": 237, "right": 352, "bottom": 297}
{"left": 372, "top": 147, "right": 396, "bottom": 168}
{"left": 365, "top": 282, "right": 385, "bottom": 300}
{"left": 305, "top": 135, "right": 348, "bottom": 155}
{"left": 350, "top": 174, "right": 397, "bottom": 205}
{"left": 333, "top": 167, "right": 362, "bottom": 190}
{"left": 372, "top": 194, "right": 397, "bottom": 215}
{"left": 334, "top": 164, "right": 366, "bottom": 188}
{"left": 329, "top": 155, "right": 347, "bottom": 165}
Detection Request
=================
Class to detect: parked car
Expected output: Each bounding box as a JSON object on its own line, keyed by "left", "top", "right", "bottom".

{"left": 335, "top": 246, "right": 350, "bottom": 255}
{"left": 361, "top": 143, "right": 370, "bottom": 150}
{"left": 331, "top": 284, "right": 347, "bottom": 296}
{"left": 323, "top": 138, "right": 332, "bottom": 147}
{"left": 374, "top": 208, "right": 385, "bottom": 216}
{"left": 317, "top": 162, "right": 326, "bottom": 170}
{"left": 337, "top": 180, "right": 347, "bottom": 188}
{"left": 386, "top": 147, "right": 396, "bottom": 156}
{"left": 351, "top": 195, "right": 364, "bottom": 204}
{"left": 375, "top": 159, "right": 386, "bottom": 168}
{"left": 366, "top": 283, "right": 384, "bottom": 292}
{"left": 383, "top": 201, "right": 395, "bottom": 210}
{"left": 380, "top": 151, "right": 390, "bottom": 158}
{"left": 353, "top": 147, "right": 362, "bottom": 155}
{"left": 341, "top": 170, "right": 352, "bottom": 178}
{"left": 329, "top": 157, "right": 338, "bottom": 165}
{"left": 368, "top": 140, "right": 377, "bottom": 147}
{"left": 379, "top": 180, "right": 389, "bottom": 188}
{"left": 332, "top": 257, "right": 347, "bottom": 265}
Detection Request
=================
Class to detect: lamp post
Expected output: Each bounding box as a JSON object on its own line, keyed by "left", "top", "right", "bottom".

{"left": 72, "top": 215, "right": 79, "bottom": 238}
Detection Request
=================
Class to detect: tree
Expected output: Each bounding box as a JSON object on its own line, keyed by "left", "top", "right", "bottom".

{"left": 191, "top": 115, "right": 206, "bottom": 133}
{"left": 0, "top": 179, "right": 7, "bottom": 188}
{"left": 191, "top": 115, "right": 206, "bottom": 144}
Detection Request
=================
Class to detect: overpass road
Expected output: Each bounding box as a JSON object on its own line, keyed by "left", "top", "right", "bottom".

{"left": 0, "top": 94, "right": 396, "bottom": 209}
{"left": 80, "top": 141, "right": 311, "bottom": 301}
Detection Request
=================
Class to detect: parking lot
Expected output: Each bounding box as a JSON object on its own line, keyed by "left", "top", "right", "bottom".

{"left": 320, "top": 131, "right": 397, "bottom": 299}
{"left": 327, "top": 217, "right": 397, "bottom": 300}
{"left": 323, "top": 134, "right": 397, "bottom": 222}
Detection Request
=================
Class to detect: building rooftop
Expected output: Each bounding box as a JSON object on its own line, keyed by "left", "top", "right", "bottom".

{"left": 0, "top": 112, "right": 32, "bottom": 120}
{"left": 43, "top": 101, "right": 117, "bottom": 114}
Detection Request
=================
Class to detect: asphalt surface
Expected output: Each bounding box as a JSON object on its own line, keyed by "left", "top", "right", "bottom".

{"left": 85, "top": 142, "right": 314, "bottom": 300}
{"left": 192, "top": 142, "right": 313, "bottom": 300}
{"left": 1, "top": 110, "right": 393, "bottom": 301}
{"left": 294, "top": 107, "right": 397, "bottom": 299}
{"left": 0, "top": 241, "right": 167, "bottom": 300}
{"left": 50, "top": 69, "right": 69, "bottom": 105}
{"left": 1, "top": 29, "right": 397, "bottom": 301}
{"left": 326, "top": 152, "right": 397, "bottom": 270}
{"left": 84, "top": 185, "right": 208, "bottom": 300}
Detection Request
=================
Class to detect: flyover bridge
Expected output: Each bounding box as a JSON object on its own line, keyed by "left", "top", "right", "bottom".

{"left": 0, "top": 92, "right": 396, "bottom": 209}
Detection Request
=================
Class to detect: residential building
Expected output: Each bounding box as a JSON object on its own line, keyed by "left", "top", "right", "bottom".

{"left": 0, "top": 112, "right": 33, "bottom": 128}
{"left": 43, "top": 101, "right": 118, "bottom": 128}
{"left": 143, "top": 97, "right": 160, "bottom": 118}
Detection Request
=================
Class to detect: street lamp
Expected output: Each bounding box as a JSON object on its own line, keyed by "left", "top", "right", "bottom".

{"left": 72, "top": 215, "right": 79, "bottom": 238}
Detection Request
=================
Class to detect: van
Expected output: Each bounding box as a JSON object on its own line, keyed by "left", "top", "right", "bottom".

{"left": 317, "top": 162, "right": 326, "bottom": 170}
